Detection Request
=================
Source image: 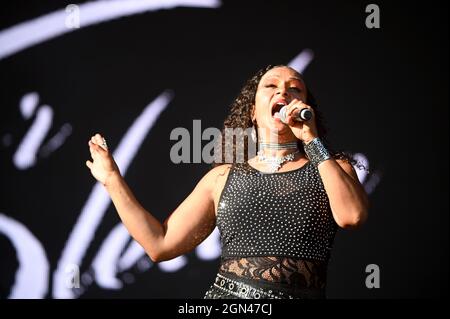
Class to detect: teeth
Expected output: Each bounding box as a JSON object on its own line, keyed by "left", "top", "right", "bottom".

{"left": 272, "top": 102, "right": 286, "bottom": 118}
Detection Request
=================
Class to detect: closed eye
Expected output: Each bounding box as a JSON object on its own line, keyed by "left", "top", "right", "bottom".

{"left": 289, "top": 87, "right": 302, "bottom": 92}
{"left": 265, "top": 84, "right": 277, "bottom": 88}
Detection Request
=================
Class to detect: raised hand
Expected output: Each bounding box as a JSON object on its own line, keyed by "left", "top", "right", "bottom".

{"left": 282, "top": 99, "right": 318, "bottom": 144}
{"left": 86, "top": 133, "right": 120, "bottom": 185}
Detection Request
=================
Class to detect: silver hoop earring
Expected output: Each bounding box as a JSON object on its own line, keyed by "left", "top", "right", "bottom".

{"left": 251, "top": 125, "right": 257, "bottom": 143}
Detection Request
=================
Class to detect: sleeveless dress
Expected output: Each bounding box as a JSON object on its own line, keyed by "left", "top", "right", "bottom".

{"left": 203, "top": 161, "right": 338, "bottom": 299}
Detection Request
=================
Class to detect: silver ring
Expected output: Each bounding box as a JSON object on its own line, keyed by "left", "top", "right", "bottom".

{"left": 101, "top": 138, "right": 108, "bottom": 149}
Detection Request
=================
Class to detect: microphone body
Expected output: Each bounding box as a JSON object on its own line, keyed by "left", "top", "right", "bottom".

{"left": 279, "top": 106, "right": 313, "bottom": 124}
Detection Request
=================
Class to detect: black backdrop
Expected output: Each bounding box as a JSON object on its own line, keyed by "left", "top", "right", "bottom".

{"left": 0, "top": 0, "right": 448, "bottom": 299}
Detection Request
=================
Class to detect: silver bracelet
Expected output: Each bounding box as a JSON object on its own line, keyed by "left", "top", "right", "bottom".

{"left": 303, "top": 137, "right": 331, "bottom": 167}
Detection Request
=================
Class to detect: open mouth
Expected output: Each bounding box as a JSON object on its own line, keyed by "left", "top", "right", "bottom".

{"left": 271, "top": 102, "right": 287, "bottom": 118}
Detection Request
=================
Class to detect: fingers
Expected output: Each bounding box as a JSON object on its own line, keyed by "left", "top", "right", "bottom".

{"left": 286, "top": 99, "right": 302, "bottom": 116}
{"left": 87, "top": 133, "right": 110, "bottom": 165}
{"left": 94, "top": 134, "right": 108, "bottom": 151}
{"left": 283, "top": 99, "right": 300, "bottom": 125}
{"left": 287, "top": 100, "right": 314, "bottom": 119}
{"left": 282, "top": 100, "right": 315, "bottom": 126}
{"left": 89, "top": 133, "right": 108, "bottom": 152}
{"left": 88, "top": 140, "right": 96, "bottom": 155}
{"left": 86, "top": 133, "right": 109, "bottom": 171}
{"left": 89, "top": 133, "right": 103, "bottom": 145}
{"left": 286, "top": 113, "right": 299, "bottom": 126}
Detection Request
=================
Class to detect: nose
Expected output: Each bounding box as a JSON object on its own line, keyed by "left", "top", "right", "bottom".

{"left": 276, "top": 87, "right": 289, "bottom": 97}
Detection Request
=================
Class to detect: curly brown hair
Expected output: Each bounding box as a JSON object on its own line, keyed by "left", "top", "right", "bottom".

{"left": 213, "top": 64, "right": 357, "bottom": 168}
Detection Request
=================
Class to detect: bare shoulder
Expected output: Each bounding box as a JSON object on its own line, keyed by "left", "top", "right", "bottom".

{"left": 195, "top": 164, "right": 232, "bottom": 193}
{"left": 203, "top": 164, "right": 232, "bottom": 188}
{"left": 202, "top": 164, "right": 232, "bottom": 213}
{"left": 193, "top": 164, "right": 232, "bottom": 199}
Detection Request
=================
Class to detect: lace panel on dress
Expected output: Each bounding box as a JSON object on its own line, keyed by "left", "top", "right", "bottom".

{"left": 219, "top": 256, "right": 327, "bottom": 289}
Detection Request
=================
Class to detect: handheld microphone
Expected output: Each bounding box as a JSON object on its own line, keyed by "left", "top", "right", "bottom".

{"left": 279, "top": 106, "right": 313, "bottom": 124}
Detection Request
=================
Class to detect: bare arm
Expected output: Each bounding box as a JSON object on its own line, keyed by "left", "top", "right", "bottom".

{"left": 86, "top": 133, "right": 218, "bottom": 262}
{"left": 104, "top": 169, "right": 217, "bottom": 262}
{"left": 318, "top": 158, "right": 369, "bottom": 229}
{"left": 277, "top": 99, "right": 369, "bottom": 228}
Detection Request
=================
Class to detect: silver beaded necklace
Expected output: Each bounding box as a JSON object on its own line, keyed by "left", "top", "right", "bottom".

{"left": 257, "top": 142, "right": 299, "bottom": 173}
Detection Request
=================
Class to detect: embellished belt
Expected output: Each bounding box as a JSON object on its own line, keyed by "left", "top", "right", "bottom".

{"left": 213, "top": 273, "right": 292, "bottom": 299}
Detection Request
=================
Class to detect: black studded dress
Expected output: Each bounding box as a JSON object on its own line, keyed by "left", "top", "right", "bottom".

{"left": 203, "top": 161, "right": 338, "bottom": 299}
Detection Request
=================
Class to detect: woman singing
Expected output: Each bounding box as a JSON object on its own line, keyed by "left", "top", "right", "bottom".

{"left": 86, "top": 64, "right": 369, "bottom": 299}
